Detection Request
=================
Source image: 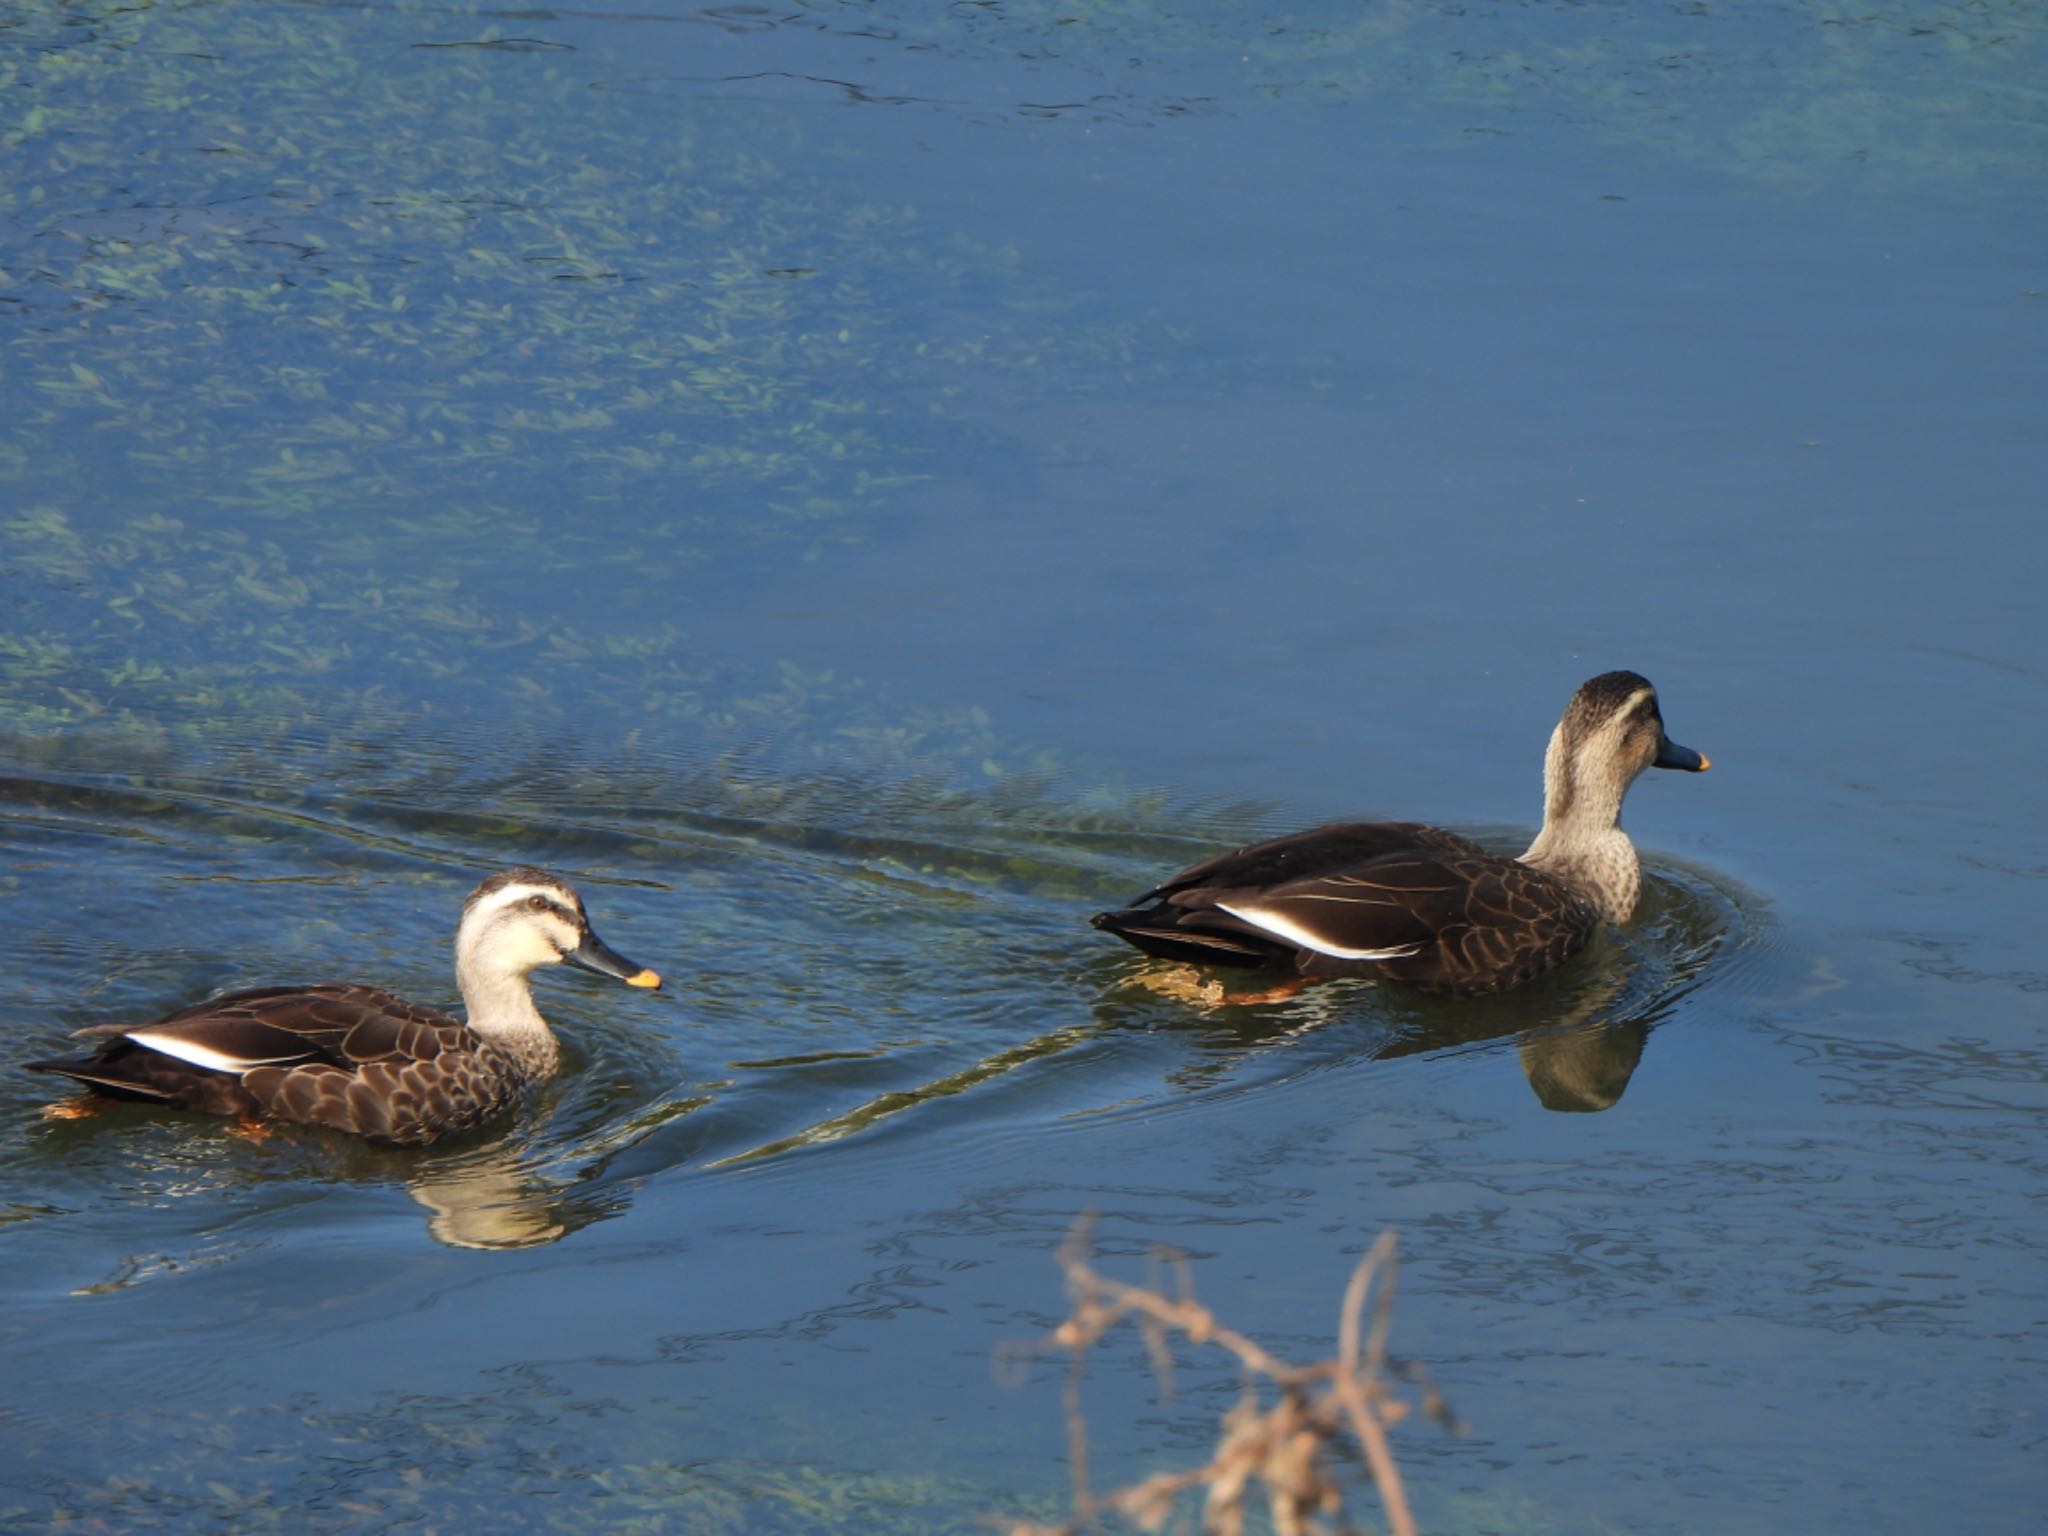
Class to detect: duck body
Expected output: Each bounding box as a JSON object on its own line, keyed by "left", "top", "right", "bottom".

{"left": 28, "top": 867, "right": 661, "bottom": 1145}
{"left": 1092, "top": 672, "right": 1708, "bottom": 997}
{"left": 36, "top": 984, "right": 543, "bottom": 1144}
{"left": 1093, "top": 821, "right": 1600, "bottom": 995}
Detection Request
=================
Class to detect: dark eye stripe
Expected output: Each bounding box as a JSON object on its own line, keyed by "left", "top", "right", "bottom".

{"left": 513, "top": 892, "right": 578, "bottom": 923}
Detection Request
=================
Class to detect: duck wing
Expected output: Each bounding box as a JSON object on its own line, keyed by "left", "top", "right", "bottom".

{"left": 1094, "top": 824, "right": 1600, "bottom": 994}
{"left": 1211, "top": 853, "right": 1464, "bottom": 962}
{"left": 1093, "top": 821, "right": 1490, "bottom": 971}
{"left": 1220, "top": 850, "right": 1599, "bottom": 992}
{"left": 121, "top": 983, "right": 464, "bottom": 1070}
{"left": 1133, "top": 821, "right": 1489, "bottom": 903}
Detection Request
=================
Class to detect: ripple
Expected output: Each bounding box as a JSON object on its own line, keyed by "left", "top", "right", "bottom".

{"left": 3, "top": 748, "right": 1763, "bottom": 1272}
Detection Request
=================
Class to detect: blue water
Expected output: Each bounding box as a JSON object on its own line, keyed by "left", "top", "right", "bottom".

{"left": 3, "top": 2, "right": 2045, "bottom": 1532}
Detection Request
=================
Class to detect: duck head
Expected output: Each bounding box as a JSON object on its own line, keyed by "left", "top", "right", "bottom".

{"left": 455, "top": 867, "right": 662, "bottom": 997}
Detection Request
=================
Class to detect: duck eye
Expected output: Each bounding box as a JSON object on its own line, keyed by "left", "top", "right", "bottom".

{"left": 526, "top": 894, "right": 550, "bottom": 913}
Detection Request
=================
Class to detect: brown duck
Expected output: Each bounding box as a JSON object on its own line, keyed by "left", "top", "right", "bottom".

{"left": 28, "top": 867, "right": 661, "bottom": 1144}
{"left": 1091, "top": 671, "right": 1710, "bottom": 997}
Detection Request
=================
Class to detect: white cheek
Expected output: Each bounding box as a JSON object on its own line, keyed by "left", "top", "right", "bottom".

{"left": 523, "top": 925, "right": 567, "bottom": 968}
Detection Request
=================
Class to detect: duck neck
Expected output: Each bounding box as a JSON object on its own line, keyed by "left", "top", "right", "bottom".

{"left": 454, "top": 960, "right": 562, "bottom": 1076}
{"left": 1521, "top": 823, "right": 1641, "bottom": 924}
{"left": 1519, "top": 724, "right": 1641, "bottom": 924}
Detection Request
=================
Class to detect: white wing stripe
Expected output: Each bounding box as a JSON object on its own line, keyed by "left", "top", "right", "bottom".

{"left": 125, "top": 1029, "right": 290, "bottom": 1075}
{"left": 1216, "top": 902, "right": 1427, "bottom": 962}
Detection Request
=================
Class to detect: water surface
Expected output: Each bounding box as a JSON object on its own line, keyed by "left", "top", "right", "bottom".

{"left": 3, "top": 2, "right": 2044, "bottom": 1532}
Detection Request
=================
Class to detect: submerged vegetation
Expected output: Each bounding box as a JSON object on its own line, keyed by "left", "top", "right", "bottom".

{"left": 0, "top": 0, "right": 1171, "bottom": 758}
{"left": 3, "top": 0, "right": 2038, "bottom": 762}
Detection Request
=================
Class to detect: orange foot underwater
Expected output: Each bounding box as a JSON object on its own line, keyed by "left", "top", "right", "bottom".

{"left": 1131, "top": 965, "right": 1315, "bottom": 1008}
{"left": 40, "top": 1097, "right": 115, "bottom": 1122}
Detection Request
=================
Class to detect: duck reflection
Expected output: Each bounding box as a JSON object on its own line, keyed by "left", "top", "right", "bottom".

{"left": 1519, "top": 1020, "right": 1646, "bottom": 1112}
{"left": 1364, "top": 963, "right": 1647, "bottom": 1112}
{"left": 403, "top": 1144, "right": 581, "bottom": 1249}
{"left": 301, "top": 1126, "right": 623, "bottom": 1249}
{"left": 394, "top": 1085, "right": 714, "bottom": 1248}
{"left": 1111, "top": 958, "right": 1645, "bottom": 1111}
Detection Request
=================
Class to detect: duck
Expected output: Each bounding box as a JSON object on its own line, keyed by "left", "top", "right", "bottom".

{"left": 27, "top": 866, "right": 661, "bottom": 1145}
{"left": 1090, "top": 671, "right": 1709, "bottom": 997}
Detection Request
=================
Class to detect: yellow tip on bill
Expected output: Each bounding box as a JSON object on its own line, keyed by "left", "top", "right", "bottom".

{"left": 626, "top": 969, "right": 663, "bottom": 989}
{"left": 1697, "top": 753, "right": 1712, "bottom": 772}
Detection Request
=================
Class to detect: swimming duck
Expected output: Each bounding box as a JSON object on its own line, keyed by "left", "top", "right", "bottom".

{"left": 28, "top": 867, "right": 661, "bottom": 1144}
{"left": 1091, "top": 671, "right": 1709, "bottom": 997}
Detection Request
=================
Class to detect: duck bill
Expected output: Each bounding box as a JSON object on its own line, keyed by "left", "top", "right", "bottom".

{"left": 1653, "top": 737, "right": 1711, "bottom": 773}
{"left": 565, "top": 931, "right": 662, "bottom": 989}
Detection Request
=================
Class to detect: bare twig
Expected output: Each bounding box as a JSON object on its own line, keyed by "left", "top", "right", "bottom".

{"left": 1333, "top": 1232, "right": 1413, "bottom": 1536}
{"left": 1003, "top": 1217, "right": 1457, "bottom": 1536}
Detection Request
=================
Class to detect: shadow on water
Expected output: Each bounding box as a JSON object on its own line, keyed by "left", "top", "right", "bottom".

{"left": 5, "top": 741, "right": 1759, "bottom": 1253}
